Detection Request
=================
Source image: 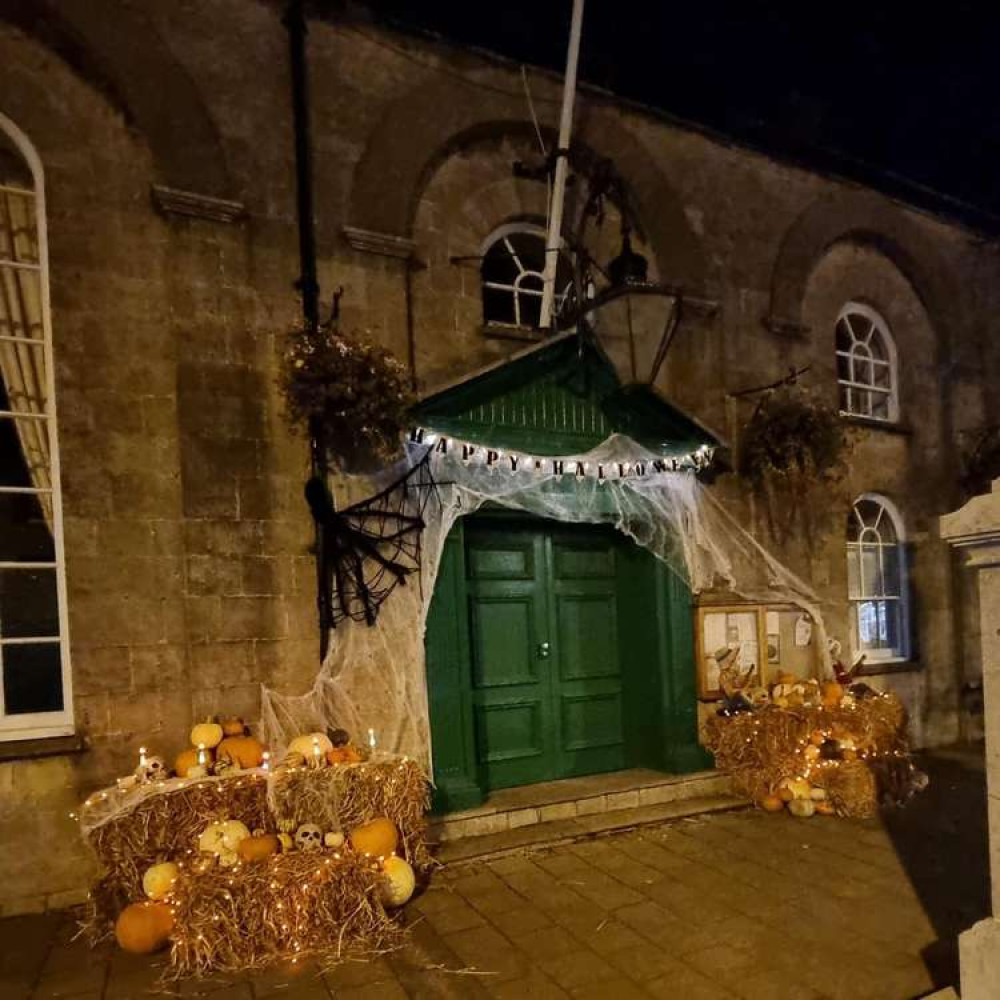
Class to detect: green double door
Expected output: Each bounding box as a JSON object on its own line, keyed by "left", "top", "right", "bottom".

{"left": 465, "top": 520, "right": 626, "bottom": 789}
{"left": 426, "top": 513, "right": 708, "bottom": 811}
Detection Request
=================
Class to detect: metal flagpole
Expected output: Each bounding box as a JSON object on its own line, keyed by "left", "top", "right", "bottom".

{"left": 539, "top": 0, "right": 585, "bottom": 332}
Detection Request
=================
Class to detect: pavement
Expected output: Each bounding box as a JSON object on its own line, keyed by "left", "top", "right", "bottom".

{"left": 1, "top": 749, "right": 987, "bottom": 1000}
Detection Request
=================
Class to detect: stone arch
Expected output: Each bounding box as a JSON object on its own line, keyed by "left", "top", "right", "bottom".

{"left": 347, "top": 74, "right": 710, "bottom": 295}
{"left": 0, "top": 0, "right": 233, "bottom": 197}
{"left": 768, "top": 190, "right": 963, "bottom": 343}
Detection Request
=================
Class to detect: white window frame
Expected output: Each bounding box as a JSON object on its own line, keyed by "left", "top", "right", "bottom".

{"left": 835, "top": 302, "right": 899, "bottom": 423}
{"left": 480, "top": 223, "right": 571, "bottom": 329}
{"left": 846, "top": 493, "right": 911, "bottom": 664}
{"left": 0, "top": 111, "right": 74, "bottom": 740}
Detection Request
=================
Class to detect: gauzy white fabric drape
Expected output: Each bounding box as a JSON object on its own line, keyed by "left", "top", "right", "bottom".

{"left": 0, "top": 185, "right": 52, "bottom": 526}
{"left": 260, "top": 436, "right": 829, "bottom": 772}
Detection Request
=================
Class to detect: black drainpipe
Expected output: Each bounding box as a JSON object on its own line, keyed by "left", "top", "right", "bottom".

{"left": 285, "top": 0, "right": 332, "bottom": 661}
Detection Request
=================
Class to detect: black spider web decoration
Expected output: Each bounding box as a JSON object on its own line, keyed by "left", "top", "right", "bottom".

{"left": 305, "top": 453, "right": 440, "bottom": 629}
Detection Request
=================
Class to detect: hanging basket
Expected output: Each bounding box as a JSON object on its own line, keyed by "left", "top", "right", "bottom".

{"left": 737, "top": 386, "right": 850, "bottom": 545}
{"left": 280, "top": 324, "right": 414, "bottom": 471}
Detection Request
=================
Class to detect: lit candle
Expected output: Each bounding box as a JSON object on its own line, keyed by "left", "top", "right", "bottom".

{"left": 312, "top": 736, "right": 322, "bottom": 766}
{"left": 138, "top": 746, "right": 148, "bottom": 768}
{"left": 367, "top": 728, "right": 377, "bottom": 750}
{"left": 197, "top": 742, "right": 208, "bottom": 767}
{"left": 261, "top": 751, "right": 270, "bottom": 773}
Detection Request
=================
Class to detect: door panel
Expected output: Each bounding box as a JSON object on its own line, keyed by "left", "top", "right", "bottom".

{"left": 470, "top": 597, "right": 538, "bottom": 688}
{"left": 466, "top": 528, "right": 553, "bottom": 789}
{"left": 556, "top": 593, "right": 619, "bottom": 681}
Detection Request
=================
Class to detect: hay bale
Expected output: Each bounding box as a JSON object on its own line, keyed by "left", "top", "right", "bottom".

{"left": 268, "top": 757, "right": 432, "bottom": 871}
{"left": 166, "top": 852, "right": 401, "bottom": 978}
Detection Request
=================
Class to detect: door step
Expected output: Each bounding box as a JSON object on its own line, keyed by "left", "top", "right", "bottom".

{"left": 429, "top": 768, "right": 746, "bottom": 863}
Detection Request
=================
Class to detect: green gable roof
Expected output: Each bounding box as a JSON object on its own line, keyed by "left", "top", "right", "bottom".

{"left": 412, "top": 333, "right": 719, "bottom": 457}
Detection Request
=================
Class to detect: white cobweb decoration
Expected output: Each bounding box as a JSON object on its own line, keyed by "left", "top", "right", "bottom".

{"left": 260, "top": 434, "right": 829, "bottom": 772}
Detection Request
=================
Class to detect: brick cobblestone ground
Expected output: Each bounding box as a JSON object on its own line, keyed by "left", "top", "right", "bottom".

{"left": 1, "top": 752, "right": 985, "bottom": 1000}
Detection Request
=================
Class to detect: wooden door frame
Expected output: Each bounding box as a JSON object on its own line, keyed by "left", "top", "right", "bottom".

{"left": 426, "top": 509, "right": 710, "bottom": 813}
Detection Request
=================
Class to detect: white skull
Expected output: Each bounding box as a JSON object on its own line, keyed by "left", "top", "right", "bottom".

{"left": 135, "top": 756, "right": 166, "bottom": 783}
{"left": 295, "top": 823, "right": 323, "bottom": 852}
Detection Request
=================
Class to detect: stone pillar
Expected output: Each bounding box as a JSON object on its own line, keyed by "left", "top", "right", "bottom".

{"left": 940, "top": 478, "right": 1000, "bottom": 1000}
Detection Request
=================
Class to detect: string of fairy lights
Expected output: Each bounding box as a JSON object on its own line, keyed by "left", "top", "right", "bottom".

{"left": 410, "top": 427, "right": 715, "bottom": 480}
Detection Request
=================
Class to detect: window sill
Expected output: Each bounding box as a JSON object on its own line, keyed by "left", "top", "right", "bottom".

{"left": 0, "top": 733, "right": 86, "bottom": 763}
{"left": 840, "top": 414, "right": 913, "bottom": 436}
{"left": 480, "top": 323, "right": 544, "bottom": 343}
{"left": 856, "top": 659, "right": 920, "bottom": 677}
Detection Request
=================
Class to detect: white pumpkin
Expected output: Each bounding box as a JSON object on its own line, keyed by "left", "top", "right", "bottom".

{"left": 287, "top": 733, "right": 333, "bottom": 759}
{"left": 788, "top": 798, "right": 816, "bottom": 818}
{"left": 190, "top": 720, "right": 224, "bottom": 749}
{"left": 198, "top": 819, "right": 251, "bottom": 857}
{"left": 324, "top": 831, "right": 345, "bottom": 849}
{"left": 142, "top": 861, "right": 179, "bottom": 901}
{"left": 380, "top": 856, "right": 416, "bottom": 907}
{"left": 810, "top": 787, "right": 828, "bottom": 801}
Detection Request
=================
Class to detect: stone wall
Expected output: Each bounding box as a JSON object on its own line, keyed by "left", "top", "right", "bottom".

{"left": 0, "top": 0, "right": 996, "bottom": 913}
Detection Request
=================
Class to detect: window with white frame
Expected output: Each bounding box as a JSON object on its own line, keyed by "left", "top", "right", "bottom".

{"left": 835, "top": 302, "right": 899, "bottom": 422}
{"left": 846, "top": 494, "right": 910, "bottom": 662}
{"left": 480, "top": 224, "right": 573, "bottom": 330}
{"left": 0, "top": 112, "right": 73, "bottom": 740}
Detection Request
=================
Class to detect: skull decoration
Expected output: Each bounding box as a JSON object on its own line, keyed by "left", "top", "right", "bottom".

{"left": 135, "top": 755, "right": 167, "bottom": 784}
{"left": 295, "top": 823, "right": 323, "bottom": 852}
{"left": 212, "top": 756, "right": 235, "bottom": 777}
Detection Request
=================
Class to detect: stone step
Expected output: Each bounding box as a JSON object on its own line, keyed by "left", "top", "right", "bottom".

{"left": 434, "top": 793, "right": 746, "bottom": 864}
{"left": 430, "top": 767, "right": 734, "bottom": 844}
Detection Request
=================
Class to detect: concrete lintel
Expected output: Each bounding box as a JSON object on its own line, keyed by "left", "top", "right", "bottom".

{"left": 150, "top": 184, "right": 245, "bottom": 223}
{"left": 342, "top": 225, "right": 416, "bottom": 260}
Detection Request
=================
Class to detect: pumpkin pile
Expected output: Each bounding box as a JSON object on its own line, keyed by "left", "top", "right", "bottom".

{"left": 706, "top": 677, "right": 925, "bottom": 819}
{"left": 78, "top": 717, "right": 431, "bottom": 978}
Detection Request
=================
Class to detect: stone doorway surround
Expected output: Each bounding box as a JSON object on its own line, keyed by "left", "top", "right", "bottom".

{"left": 940, "top": 477, "right": 1000, "bottom": 1000}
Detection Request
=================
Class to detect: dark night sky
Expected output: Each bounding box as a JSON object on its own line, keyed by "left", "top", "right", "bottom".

{"left": 369, "top": 1, "right": 1000, "bottom": 232}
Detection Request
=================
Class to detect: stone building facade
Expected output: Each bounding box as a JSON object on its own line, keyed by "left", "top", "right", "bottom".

{"left": 0, "top": 0, "right": 996, "bottom": 914}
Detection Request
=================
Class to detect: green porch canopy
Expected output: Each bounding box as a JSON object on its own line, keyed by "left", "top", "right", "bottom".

{"left": 411, "top": 332, "right": 719, "bottom": 458}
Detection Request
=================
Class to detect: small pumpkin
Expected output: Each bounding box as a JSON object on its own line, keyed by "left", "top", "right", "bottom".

{"left": 760, "top": 794, "right": 785, "bottom": 813}
{"left": 821, "top": 681, "right": 844, "bottom": 707}
{"left": 190, "top": 719, "right": 224, "bottom": 749}
{"left": 115, "top": 901, "right": 174, "bottom": 954}
{"left": 787, "top": 798, "right": 816, "bottom": 818}
{"left": 142, "top": 861, "right": 179, "bottom": 901}
{"left": 277, "top": 832, "right": 294, "bottom": 853}
{"left": 238, "top": 833, "right": 280, "bottom": 862}
{"left": 325, "top": 831, "right": 345, "bottom": 848}
{"left": 778, "top": 785, "right": 795, "bottom": 803}
{"left": 804, "top": 745, "right": 820, "bottom": 762}
{"left": 220, "top": 717, "right": 247, "bottom": 737}
{"left": 809, "top": 787, "right": 828, "bottom": 801}
{"left": 380, "top": 856, "right": 416, "bottom": 907}
{"left": 287, "top": 733, "right": 334, "bottom": 759}
{"left": 175, "top": 748, "right": 211, "bottom": 778}
{"left": 350, "top": 817, "right": 398, "bottom": 858}
{"left": 815, "top": 800, "right": 836, "bottom": 816}
{"left": 217, "top": 734, "right": 265, "bottom": 769}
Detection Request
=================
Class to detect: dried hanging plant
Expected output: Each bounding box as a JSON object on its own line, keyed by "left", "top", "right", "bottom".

{"left": 280, "top": 323, "right": 414, "bottom": 470}
{"left": 737, "top": 385, "right": 850, "bottom": 546}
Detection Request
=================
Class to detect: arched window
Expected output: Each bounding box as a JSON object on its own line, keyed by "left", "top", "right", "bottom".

{"left": 0, "top": 112, "right": 72, "bottom": 740}
{"left": 835, "top": 303, "right": 899, "bottom": 422}
{"left": 846, "top": 494, "right": 910, "bottom": 662}
{"left": 480, "top": 224, "right": 573, "bottom": 330}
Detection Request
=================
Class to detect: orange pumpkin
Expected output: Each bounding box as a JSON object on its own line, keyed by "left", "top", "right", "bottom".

{"left": 216, "top": 735, "right": 264, "bottom": 769}
{"left": 760, "top": 795, "right": 785, "bottom": 813}
{"left": 220, "top": 717, "right": 247, "bottom": 737}
{"left": 326, "top": 745, "right": 363, "bottom": 766}
{"left": 821, "top": 682, "right": 844, "bottom": 707}
{"left": 778, "top": 786, "right": 795, "bottom": 803}
{"left": 238, "top": 834, "right": 280, "bottom": 862}
{"left": 809, "top": 730, "right": 826, "bottom": 746}
{"left": 349, "top": 817, "right": 398, "bottom": 858}
{"left": 115, "top": 901, "right": 174, "bottom": 954}
{"left": 175, "top": 747, "right": 211, "bottom": 777}
{"left": 815, "top": 799, "right": 836, "bottom": 816}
